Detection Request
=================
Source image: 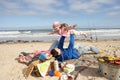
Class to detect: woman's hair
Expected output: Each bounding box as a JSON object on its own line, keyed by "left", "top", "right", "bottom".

{"left": 50, "top": 49, "right": 59, "bottom": 58}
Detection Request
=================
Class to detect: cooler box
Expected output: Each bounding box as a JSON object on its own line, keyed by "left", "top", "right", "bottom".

{"left": 98, "top": 61, "right": 120, "bottom": 80}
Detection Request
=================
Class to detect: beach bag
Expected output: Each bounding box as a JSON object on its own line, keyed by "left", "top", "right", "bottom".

{"left": 24, "top": 60, "right": 40, "bottom": 79}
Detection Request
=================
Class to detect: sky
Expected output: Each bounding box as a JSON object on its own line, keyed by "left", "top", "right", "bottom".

{"left": 0, "top": 0, "right": 120, "bottom": 30}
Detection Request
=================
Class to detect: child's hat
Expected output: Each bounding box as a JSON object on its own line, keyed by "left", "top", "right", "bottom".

{"left": 53, "top": 21, "right": 60, "bottom": 28}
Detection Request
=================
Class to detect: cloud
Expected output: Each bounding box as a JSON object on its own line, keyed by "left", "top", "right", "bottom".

{"left": 0, "top": 0, "right": 20, "bottom": 10}
{"left": 0, "top": 0, "right": 119, "bottom": 16}
{"left": 24, "top": 0, "right": 60, "bottom": 13}
{"left": 68, "top": 0, "right": 100, "bottom": 13}
{"left": 0, "top": 0, "right": 66, "bottom": 15}
{"left": 113, "top": 6, "right": 120, "bottom": 10}
{"left": 108, "top": 11, "right": 120, "bottom": 16}
{"left": 68, "top": 0, "right": 117, "bottom": 13}
{"left": 106, "top": 5, "right": 120, "bottom": 16}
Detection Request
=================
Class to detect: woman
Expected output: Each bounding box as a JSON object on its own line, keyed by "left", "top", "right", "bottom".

{"left": 50, "top": 31, "right": 104, "bottom": 62}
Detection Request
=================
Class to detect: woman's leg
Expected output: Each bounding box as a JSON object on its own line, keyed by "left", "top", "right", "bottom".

{"left": 75, "top": 44, "right": 100, "bottom": 57}
{"left": 85, "top": 45, "right": 100, "bottom": 53}
{"left": 74, "top": 44, "right": 85, "bottom": 57}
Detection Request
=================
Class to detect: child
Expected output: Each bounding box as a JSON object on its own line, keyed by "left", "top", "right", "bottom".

{"left": 50, "top": 21, "right": 87, "bottom": 37}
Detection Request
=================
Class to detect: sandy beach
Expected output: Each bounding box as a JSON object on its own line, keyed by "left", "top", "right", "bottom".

{"left": 0, "top": 40, "right": 120, "bottom": 80}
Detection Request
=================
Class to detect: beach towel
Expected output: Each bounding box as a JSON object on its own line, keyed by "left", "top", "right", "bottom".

{"left": 33, "top": 50, "right": 50, "bottom": 56}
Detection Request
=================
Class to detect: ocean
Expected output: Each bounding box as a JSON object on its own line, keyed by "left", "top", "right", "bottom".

{"left": 0, "top": 28, "right": 120, "bottom": 42}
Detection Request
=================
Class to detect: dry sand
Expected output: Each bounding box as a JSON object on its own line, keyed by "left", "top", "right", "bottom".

{"left": 0, "top": 40, "right": 120, "bottom": 80}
